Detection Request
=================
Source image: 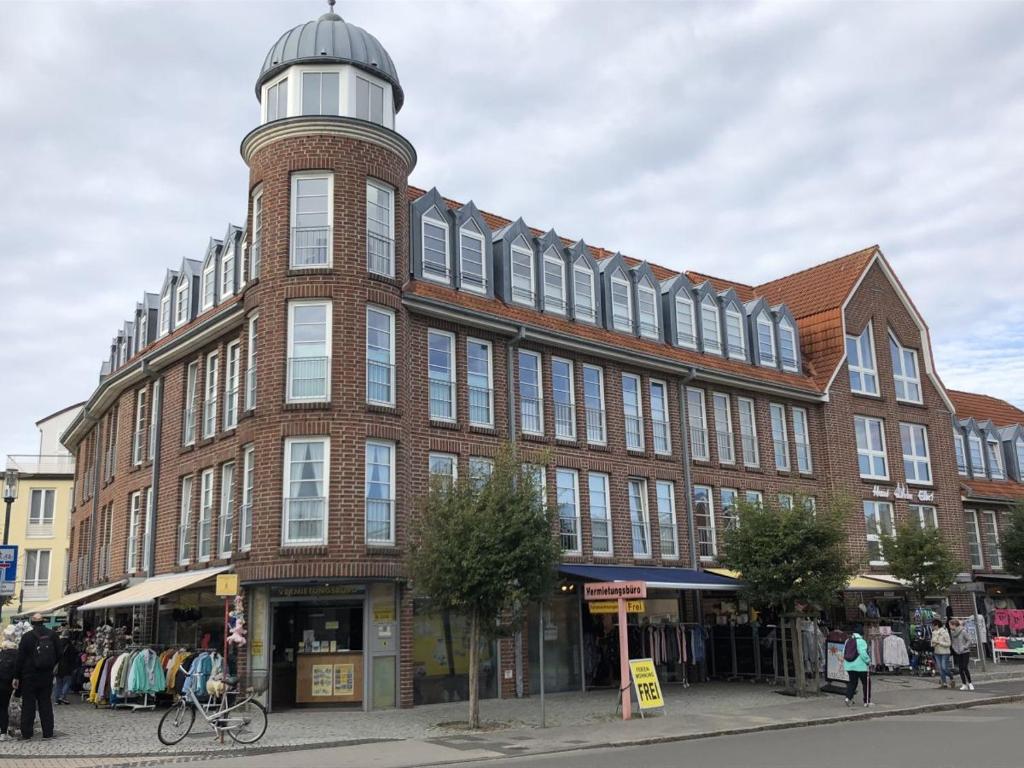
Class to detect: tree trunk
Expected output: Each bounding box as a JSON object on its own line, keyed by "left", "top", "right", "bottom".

{"left": 793, "top": 616, "right": 806, "bottom": 697}
{"left": 780, "top": 618, "right": 790, "bottom": 689}
{"left": 468, "top": 611, "right": 480, "bottom": 729}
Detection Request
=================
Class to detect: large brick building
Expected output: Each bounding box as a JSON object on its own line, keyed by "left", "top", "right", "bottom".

{"left": 58, "top": 9, "right": 984, "bottom": 709}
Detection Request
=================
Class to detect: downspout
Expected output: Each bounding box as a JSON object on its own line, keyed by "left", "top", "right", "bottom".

{"left": 87, "top": 417, "right": 101, "bottom": 587}
{"left": 146, "top": 373, "right": 163, "bottom": 578}
{"left": 507, "top": 324, "right": 526, "bottom": 699}
{"left": 677, "top": 367, "right": 701, "bottom": 630}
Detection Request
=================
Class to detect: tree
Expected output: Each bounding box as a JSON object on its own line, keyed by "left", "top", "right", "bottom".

{"left": 1000, "top": 503, "right": 1024, "bottom": 577}
{"left": 407, "top": 446, "right": 561, "bottom": 728}
{"left": 880, "top": 520, "right": 959, "bottom": 602}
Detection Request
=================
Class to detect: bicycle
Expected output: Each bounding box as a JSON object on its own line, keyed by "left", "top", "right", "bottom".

{"left": 157, "top": 668, "right": 268, "bottom": 746}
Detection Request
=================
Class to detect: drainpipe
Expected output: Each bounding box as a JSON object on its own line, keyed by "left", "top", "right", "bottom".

{"left": 507, "top": 325, "right": 526, "bottom": 698}
{"left": 677, "top": 367, "right": 701, "bottom": 627}
{"left": 87, "top": 417, "right": 101, "bottom": 587}
{"left": 146, "top": 374, "right": 163, "bottom": 578}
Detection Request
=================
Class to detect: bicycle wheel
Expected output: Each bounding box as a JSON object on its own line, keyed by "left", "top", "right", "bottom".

{"left": 158, "top": 701, "right": 196, "bottom": 746}
{"left": 226, "top": 698, "right": 268, "bottom": 744}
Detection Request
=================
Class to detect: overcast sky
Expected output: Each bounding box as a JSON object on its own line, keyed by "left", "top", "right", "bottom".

{"left": 2, "top": 0, "right": 1023, "bottom": 456}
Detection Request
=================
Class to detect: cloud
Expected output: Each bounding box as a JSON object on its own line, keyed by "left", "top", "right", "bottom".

{"left": 1, "top": 0, "right": 1022, "bottom": 456}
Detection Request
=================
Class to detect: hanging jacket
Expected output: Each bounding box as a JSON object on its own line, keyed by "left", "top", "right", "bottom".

{"left": 128, "top": 648, "right": 167, "bottom": 695}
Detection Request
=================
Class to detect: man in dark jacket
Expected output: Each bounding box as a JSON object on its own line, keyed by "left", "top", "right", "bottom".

{"left": 0, "top": 632, "right": 17, "bottom": 740}
{"left": 13, "top": 613, "right": 60, "bottom": 740}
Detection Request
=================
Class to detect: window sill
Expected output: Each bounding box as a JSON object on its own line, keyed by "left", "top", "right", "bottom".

{"left": 287, "top": 266, "right": 333, "bottom": 277}
{"left": 179, "top": 444, "right": 196, "bottom": 456}
{"left": 860, "top": 476, "right": 890, "bottom": 483}
{"left": 521, "top": 432, "right": 549, "bottom": 444}
{"left": 468, "top": 424, "right": 497, "bottom": 435}
{"left": 556, "top": 436, "right": 579, "bottom": 447}
{"left": 906, "top": 480, "right": 934, "bottom": 487}
{"left": 896, "top": 399, "right": 926, "bottom": 409}
{"left": 367, "top": 403, "right": 399, "bottom": 416}
{"left": 586, "top": 443, "right": 611, "bottom": 453}
{"left": 284, "top": 401, "right": 332, "bottom": 412}
{"left": 430, "top": 419, "right": 460, "bottom": 431}
{"left": 366, "top": 543, "right": 397, "bottom": 553}
{"left": 278, "top": 545, "right": 329, "bottom": 557}
{"left": 368, "top": 271, "right": 401, "bottom": 287}
{"left": 851, "top": 390, "right": 883, "bottom": 401}
{"left": 654, "top": 453, "right": 676, "bottom": 462}
{"left": 626, "top": 449, "right": 648, "bottom": 458}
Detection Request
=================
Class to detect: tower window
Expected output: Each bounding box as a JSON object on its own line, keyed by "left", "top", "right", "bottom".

{"left": 266, "top": 77, "right": 288, "bottom": 122}
{"left": 301, "top": 72, "right": 340, "bottom": 116}
{"left": 356, "top": 76, "right": 385, "bottom": 125}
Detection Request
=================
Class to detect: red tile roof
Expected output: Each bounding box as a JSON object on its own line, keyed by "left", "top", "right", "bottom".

{"left": 962, "top": 478, "right": 1024, "bottom": 504}
{"left": 754, "top": 247, "right": 878, "bottom": 320}
{"left": 684, "top": 272, "right": 758, "bottom": 302}
{"left": 948, "top": 390, "right": 1024, "bottom": 427}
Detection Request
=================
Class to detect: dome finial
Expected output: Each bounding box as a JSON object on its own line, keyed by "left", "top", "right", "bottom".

{"left": 320, "top": 0, "right": 342, "bottom": 21}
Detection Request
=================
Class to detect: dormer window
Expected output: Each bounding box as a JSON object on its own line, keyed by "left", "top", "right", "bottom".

{"left": 542, "top": 247, "right": 566, "bottom": 314}
{"left": 954, "top": 433, "right": 967, "bottom": 475}
{"left": 175, "top": 279, "right": 190, "bottom": 326}
{"left": 1016, "top": 437, "right": 1024, "bottom": 479}
{"left": 459, "top": 220, "right": 486, "bottom": 293}
{"left": 637, "top": 280, "right": 659, "bottom": 339}
{"left": 779, "top": 318, "right": 798, "bottom": 372}
{"left": 755, "top": 313, "right": 776, "bottom": 366}
{"left": 968, "top": 432, "right": 984, "bottom": 476}
{"left": 356, "top": 75, "right": 385, "bottom": 125}
{"left": 201, "top": 258, "right": 216, "bottom": 310}
{"left": 221, "top": 244, "right": 236, "bottom": 300}
{"left": 700, "top": 296, "right": 721, "bottom": 354}
{"left": 421, "top": 207, "right": 450, "bottom": 283}
{"left": 266, "top": 77, "right": 288, "bottom": 122}
{"left": 610, "top": 272, "right": 632, "bottom": 332}
{"left": 987, "top": 436, "right": 1005, "bottom": 479}
{"left": 301, "top": 72, "right": 340, "bottom": 116}
{"left": 889, "top": 334, "right": 922, "bottom": 403}
{"left": 573, "top": 260, "right": 596, "bottom": 323}
{"left": 846, "top": 323, "right": 878, "bottom": 395}
{"left": 675, "top": 294, "right": 697, "bottom": 348}
{"left": 159, "top": 292, "right": 171, "bottom": 337}
{"left": 725, "top": 307, "right": 745, "bottom": 358}
{"left": 139, "top": 313, "right": 147, "bottom": 349}
{"left": 510, "top": 237, "right": 534, "bottom": 305}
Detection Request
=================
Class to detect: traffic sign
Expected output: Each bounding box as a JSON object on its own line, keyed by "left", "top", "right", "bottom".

{"left": 0, "top": 545, "right": 18, "bottom": 597}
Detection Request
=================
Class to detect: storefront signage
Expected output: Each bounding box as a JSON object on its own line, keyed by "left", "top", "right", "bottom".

{"left": 311, "top": 664, "right": 334, "bottom": 697}
{"left": 589, "top": 600, "right": 646, "bottom": 614}
{"left": 271, "top": 584, "right": 366, "bottom": 599}
{"left": 583, "top": 581, "right": 647, "bottom": 601}
{"left": 872, "top": 484, "right": 934, "bottom": 502}
{"left": 629, "top": 659, "right": 664, "bottom": 710}
{"left": 373, "top": 602, "right": 396, "bottom": 623}
{"left": 916, "top": 489, "right": 935, "bottom": 502}
{"left": 334, "top": 663, "right": 355, "bottom": 696}
{"left": 872, "top": 485, "right": 891, "bottom": 499}
{"left": 216, "top": 574, "right": 239, "bottom": 596}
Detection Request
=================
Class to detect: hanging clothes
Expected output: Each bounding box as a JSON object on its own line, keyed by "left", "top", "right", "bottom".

{"left": 128, "top": 648, "right": 168, "bottom": 695}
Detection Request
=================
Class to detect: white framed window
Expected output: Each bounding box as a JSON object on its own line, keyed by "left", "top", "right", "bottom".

{"left": 178, "top": 476, "right": 193, "bottom": 565}
{"left": 770, "top": 403, "right": 790, "bottom": 471}
{"left": 183, "top": 360, "right": 198, "bottom": 445}
{"left": 757, "top": 313, "right": 776, "bottom": 366}
{"left": 300, "top": 70, "right": 340, "bottom": 115}
{"left": 283, "top": 438, "right": 329, "bottom": 546}
{"left": 778, "top": 494, "right": 794, "bottom": 511}
{"left": 855, "top": 415, "right": 889, "bottom": 479}
{"left": 468, "top": 457, "right": 494, "bottom": 491}
{"left": 968, "top": 432, "right": 985, "bottom": 477}
{"left": 954, "top": 433, "right": 968, "bottom": 475}
{"left": 220, "top": 244, "right": 236, "bottom": 300}
{"left": 519, "top": 349, "right": 543, "bottom": 435}
{"left": 745, "top": 490, "right": 764, "bottom": 508}
{"left": 139, "top": 311, "right": 148, "bottom": 349}
{"left": 219, "top": 462, "right": 235, "bottom": 557}
{"left": 428, "top": 329, "right": 456, "bottom": 422}
{"left": 199, "top": 469, "right": 214, "bottom": 561}
{"left": 246, "top": 314, "right": 258, "bottom": 411}
{"left": 132, "top": 388, "right": 147, "bottom": 465}
{"left": 224, "top": 340, "right": 240, "bottom": 430}
{"left": 583, "top": 365, "right": 606, "bottom": 445}
{"left": 987, "top": 436, "right": 1005, "bottom": 479}
{"left": 588, "top": 472, "right": 612, "bottom": 556}
{"left": 523, "top": 464, "right": 547, "bottom": 507}
{"left": 250, "top": 188, "right": 263, "bottom": 280}
{"left": 687, "top": 387, "right": 709, "bottom": 461}
{"left": 355, "top": 74, "right": 385, "bottom": 125}
{"left": 201, "top": 258, "right": 216, "bottom": 310}
{"left": 287, "top": 300, "right": 331, "bottom": 402}
{"left": 159, "top": 291, "right": 171, "bottom": 337}
{"left": 290, "top": 172, "right": 333, "bottom": 268}
{"left": 965, "top": 510, "right": 984, "bottom": 569}
{"left": 203, "top": 351, "right": 219, "bottom": 438}
{"left": 556, "top": 469, "right": 581, "bottom": 554}
{"left": 552, "top": 357, "right": 576, "bottom": 440}
{"left": 725, "top": 308, "right": 745, "bottom": 358}
{"left": 1017, "top": 437, "right": 1024, "bottom": 479}
{"left": 721, "top": 488, "right": 739, "bottom": 530}
{"left": 366, "top": 306, "right": 396, "bottom": 407}
{"left": 656, "top": 480, "right": 678, "bottom": 559}
{"left": 366, "top": 180, "right": 396, "bottom": 277}
{"left": 737, "top": 397, "right": 759, "bottom": 468}
{"left": 511, "top": 237, "right": 535, "bottom": 305}
{"left": 792, "top": 407, "right": 812, "bottom": 474}
{"left": 637, "top": 280, "right": 659, "bottom": 339}
{"left": 265, "top": 75, "right": 288, "bottom": 122}
{"left": 911, "top": 504, "right": 938, "bottom": 530}
{"left": 804, "top": 496, "right": 817, "bottom": 514}
{"left": 889, "top": 334, "right": 921, "bottom": 403}
{"left": 573, "top": 262, "right": 596, "bottom": 323}
{"left": 628, "top": 478, "right": 651, "bottom": 558}
{"left": 675, "top": 293, "right": 697, "bottom": 348}
{"left": 700, "top": 295, "right": 721, "bottom": 354}
{"left": 429, "top": 452, "right": 458, "bottom": 490}
{"left": 694, "top": 485, "right": 716, "bottom": 560}
{"left": 467, "top": 339, "right": 493, "bottom": 427}
{"left": 421, "top": 206, "right": 450, "bottom": 282}
{"left": 27, "top": 489, "right": 55, "bottom": 536}
{"left": 459, "top": 220, "right": 486, "bottom": 292}
{"left": 846, "top": 323, "right": 879, "bottom": 395}
{"left": 981, "top": 510, "right": 1003, "bottom": 569}
{"left": 622, "top": 373, "right": 645, "bottom": 451}
{"left": 365, "top": 440, "right": 395, "bottom": 545}
{"left": 713, "top": 393, "right": 735, "bottom": 465}
{"left": 610, "top": 272, "right": 633, "bottom": 332}
{"left": 900, "top": 423, "right": 932, "bottom": 485}
{"left": 650, "top": 379, "right": 671, "bottom": 455}
{"left": 543, "top": 247, "right": 567, "bottom": 314}
{"left": 175, "top": 278, "right": 190, "bottom": 326}
{"left": 127, "top": 491, "right": 141, "bottom": 572}
{"left": 779, "top": 318, "right": 798, "bottom": 372}
{"left": 23, "top": 549, "right": 50, "bottom": 600}
{"left": 241, "top": 445, "right": 254, "bottom": 552}
{"left": 864, "top": 500, "right": 895, "bottom": 564}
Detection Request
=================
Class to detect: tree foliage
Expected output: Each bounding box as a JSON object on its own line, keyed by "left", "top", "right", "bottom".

{"left": 999, "top": 503, "right": 1024, "bottom": 578}
{"left": 719, "top": 495, "right": 855, "bottom": 613}
{"left": 407, "top": 445, "right": 561, "bottom": 727}
{"left": 880, "top": 520, "right": 959, "bottom": 601}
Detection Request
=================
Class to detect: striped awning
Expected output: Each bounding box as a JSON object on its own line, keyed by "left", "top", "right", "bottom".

{"left": 78, "top": 566, "right": 230, "bottom": 611}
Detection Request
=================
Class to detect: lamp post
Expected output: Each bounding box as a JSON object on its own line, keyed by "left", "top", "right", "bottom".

{"left": 2, "top": 468, "right": 18, "bottom": 545}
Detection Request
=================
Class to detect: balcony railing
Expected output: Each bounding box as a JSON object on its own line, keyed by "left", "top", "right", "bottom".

{"left": 103, "top": 446, "right": 115, "bottom": 481}
{"left": 366, "top": 359, "right": 395, "bottom": 405}
{"left": 697, "top": 526, "right": 716, "bottom": 559}
{"left": 468, "top": 385, "right": 493, "bottom": 426}
{"left": 625, "top": 416, "right": 644, "bottom": 451}
{"left": 520, "top": 396, "right": 543, "bottom": 434}
{"left": 367, "top": 230, "right": 394, "bottom": 276}
{"left": 429, "top": 379, "right": 455, "bottom": 421}
{"left": 781, "top": 354, "right": 798, "bottom": 370}
{"left": 365, "top": 497, "right": 394, "bottom": 544}
{"left": 224, "top": 386, "right": 239, "bottom": 429}
{"left": 559, "top": 515, "right": 580, "bottom": 552}
{"left": 659, "top": 526, "right": 678, "bottom": 558}
{"left": 198, "top": 516, "right": 212, "bottom": 561}
{"left": 716, "top": 430, "right": 735, "bottom": 464}
{"left": 795, "top": 441, "right": 812, "bottom": 472}
{"left": 285, "top": 497, "right": 325, "bottom": 544}
{"left": 574, "top": 305, "right": 596, "bottom": 324}
{"left": 132, "top": 430, "right": 146, "bottom": 465}
{"left": 639, "top": 320, "right": 659, "bottom": 338}
{"left": 554, "top": 402, "right": 575, "bottom": 440}
{"left": 288, "top": 357, "right": 330, "bottom": 401}
{"left": 460, "top": 270, "right": 487, "bottom": 292}
{"left": 728, "top": 343, "right": 746, "bottom": 358}
{"left": 290, "top": 226, "right": 332, "bottom": 267}
{"left": 774, "top": 440, "right": 791, "bottom": 470}
{"left": 612, "top": 311, "right": 632, "bottom": 331}
{"left": 6, "top": 454, "right": 76, "bottom": 476}
{"left": 741, "top": 434, "right": 758, "bottom": 464}
{"left": 585, "top": 408, "right": 606, "bottom": 444}
{"left": 676, "top": 330, "right": 697, "bottom": 347}
{"left": 423, "top": 261, "right": 451, "bottom": 281}
{"left": 544, "top": 294, "right": 567, "bottom": 314}
{"left": 689, "top": 426, "right": 709, "bottom": 460}
{"left": 512, "top": 285, "right": 535, "bottom": 304}
{"left": 591, "top": 519, "right": 611, "bottom": 554}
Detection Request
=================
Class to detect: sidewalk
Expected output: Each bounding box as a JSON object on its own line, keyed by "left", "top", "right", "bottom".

{"left": 4, "top": 672, "right": 1023, "bottom": 766}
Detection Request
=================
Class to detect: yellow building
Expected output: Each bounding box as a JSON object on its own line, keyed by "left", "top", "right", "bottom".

{"left": 2, "top": 403, "right": 83, "bottom": 625}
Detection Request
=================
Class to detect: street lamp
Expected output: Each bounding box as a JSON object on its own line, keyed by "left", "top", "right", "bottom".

{"left": 3, "top": 468, "right": 19, "bottom": 546}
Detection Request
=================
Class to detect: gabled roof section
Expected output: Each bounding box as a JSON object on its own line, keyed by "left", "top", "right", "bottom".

{"left": 949, "top": 389, "right": 1024, "bottom": 428}
{"left": 755, "top": 246, "right": 878, "bottom": 320}
{"left": 536, "top": 229, "right": 565, "bottom": 257}
{"left": 179, "top": 257, "right": 202, "bottom": 281}
{"left": 598, "top": 252, "right": 628, "bottom": 276}
{"left": 160, "top": 269, "right": 179, "bottom": 294}
{"left": 630, "top": 261, "right": 658, "bottom": 287}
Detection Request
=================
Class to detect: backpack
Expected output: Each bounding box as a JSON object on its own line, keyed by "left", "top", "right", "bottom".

{"left": 33, "top": 632, "right": 58, "bottom": 672}
{"left": 0, "top": 648, "right": 15, "bottom": 682}
{"left": 843, "top": 636, "right": 860, "bottom": 662}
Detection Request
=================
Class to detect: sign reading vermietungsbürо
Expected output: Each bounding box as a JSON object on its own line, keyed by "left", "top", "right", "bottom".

{"left": 583, "top": 581, "right": 647, "bottom": 601}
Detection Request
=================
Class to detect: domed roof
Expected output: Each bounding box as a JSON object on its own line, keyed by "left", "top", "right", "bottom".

{"left": 257, "top": 12, "right": 404, "bottom": 111}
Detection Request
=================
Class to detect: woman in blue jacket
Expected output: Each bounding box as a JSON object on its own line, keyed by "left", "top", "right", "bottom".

{"left": 844, "top": 624, "right": 872, "bottom": 707}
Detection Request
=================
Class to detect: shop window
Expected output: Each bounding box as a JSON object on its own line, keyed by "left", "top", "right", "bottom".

{"left": 412, "top": 599, "right": 497, "bottom": 706}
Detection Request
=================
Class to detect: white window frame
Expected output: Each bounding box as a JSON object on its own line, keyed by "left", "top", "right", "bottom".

{"left": 954, "top": 432, "right": 968, "bottom": 475}
{"left": 725, "top": 307, "right": 745, "bottom": 358}
{"left": 428, "top": 452, "right": 458, "bottom": 489}
{"left": 628, "top": 478, "right": 651, "bottom": 559}
{"left": 27, "top": 488, "right": 55, "bottom": 536}
{"left": 458, "top": 220, "right": 486, "bottom": 293}
{"left": 650, "top": 379, "right": 672, "bottom": 456}
{"left": 264, "top": 74, "right": 289, "bottom": 122}
{"left": 637, "top": 280, "right": 659, "bottom": 339}
{"left": 588, "top": 472, "right": 613, "bottom": 557}
{"left": 519, "top": 349, "right": 544, "bottom": 435}
{"left": 184, "top": 360, "right": 198, "bottom": 446}
{"left": 133, "top": 388, "right": 147, "bottom": 466}
{"left": 428, "top": 329, "right": 456, "bottom": 422}
{"left": 864, "top": 499, "right": 895, "bottom": 565}
{"left": 889, "top": 333, "right": 922, "bottom": 403}
{"left": 468, "top": 457, "right": 494, "bottom": 491}
{"left": 241, "top": 445, "right": 254, "bottom": 552}
{"left": 552, "top": 357, "right": 576, "bottom": 441}
{"left": 289, "top": 171, "right": 334, "bottom": 269}
{"left": 573, "top": 261, "right": 596, "bottom": 323}
{"left": 967, "top": 432, "right": 985, "bottom": 477}
{"left": 656, "top": 480, "right": 678, "bottom": 559}
{"left": 175, "top": 278, "right": 190, "bottom": 326}
{"left": 355, "top": 74, "right": 385, "bottom": 125}
{"left": 220, "top": 244, "right": 235, "bottom": 301}
{"left": 770, "top": 403, "right": 790, "bottom": 472}
{"left": 622, "top": 373, "right": 645, "bottom": 452}
{"left": 421, "top": 206, "right": 451, "bottom": 283}
{"left": 721, "top": 488, "right": 739, "bottom": 530}
{"left": 543, "top": 247, "right": 567, "bottom": 315}
{"left": 201, "top": 258, "right": 216, "bottom": 311}
{"left": 855, "top": 415, "right": 889, "bottom": 480}
{"left": 900, "top": 422, "right": 932, "bottom": 485}
{"left": 287, "top": 300, "right": 332, "bottom": 403}
{"left": 757, "top": 312, "right": 776, "bottom": 366}
{"left": 981, "top": 510, "right": 1002, "bottom": 569}
{"left": 846, "top": 322, "right": 879, "bottom": 396}
{"left": 700, "top": 295, "right": 721, "bottom": 355}
{"left": 203, "top": 351, "right": 219, "bottom": 438}
{"left": 792, "top": 406, "right": 812, "bottom": 474}
{"left": 366, "top": 305, "right": 396, "bottom": 407}
{"left": 687, "top": 387, "right": 709, "bottom": 461}
{"left": 778, "top": 494, "right": 795, "bottom": 511}
{"left": 224, "top": 340, "right": 240, "bottom": 430}
{"left": 246, "top": 314, "right": 258, "bottom": 411}
{"left": 745, "top": 490, "right": 764, "bottom": 508}
{"left": 911, "top": 504, "right": 938, "bottom": 530}
{"left": 713, "top": 392, "right": 735, "bottom": 465}
{"left": 610, "top": 272, "right": 633, "bottom": 332}
{"left": 694, "top": 485, "right": 717, "bottom": 560}
{"left": 199, "top": 468, "right": 214, "bottom": 561}
{"left": 987, "top": 436, "right": 1005, "bottom": 479}
{"left": 127, "top": 491, "right": 141, "bottom": 572}
{"left": 219, "top": 462, "right": 235, "bottom": 558}
{"left": 966, "top": 510, "right": 984, "bottom": 569}
{"left": 23, "top": 549, "right": 50, "bottom": 599}
{"left": 467, "top": 338, "right": 494, "bottom": 428}
{"left": 556, "top": 468, "right": 581, "bottom": 554}
{"left": 178, "top": 476, "right": 193, "bottom": 565}
{"left": 159, "top": 291, "right": 171, "bottom": 337}
{"left": 282, "top": 437, "right": 330, "bottom": 546}
{"left": 583, "top": 364, "right": 606, "bottom": 446}
{"left": 737, "top": 397, "right": 759, "bottom": 468}
{"left": 250, "top": 187, "right": 263, "bottom": 281}
{"left": 675, "top": 293, "right": 697, "bottom": 349}
{"left": 365, "top": 439, "right": 396, "bottom": 546}
{"left": 300, "top": 70, "right": 341, "bottom": 116}
{"left": 510, "top": 237, "right": 535, "bottom": 305}
{"left": 778, "top": 318, "right": 798, "bottom": 372}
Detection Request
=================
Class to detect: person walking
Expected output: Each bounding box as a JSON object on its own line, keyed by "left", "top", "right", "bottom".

{"left": 931, "top": 618, "right": 953, "bottom": 689}
{"left": 12, "top": 613, "right": 61, "bottom": 740}
{"left": 53, "top": 632, "right": 80, "bottom": 706}
{"left": 843, "top": 624, "right": 872, "bottom": 707}
{"left": 949, "top": 619, "right": 975, "bottom": 691}
{"left": 0, "top": 628, "right": 18, "bottom": 741}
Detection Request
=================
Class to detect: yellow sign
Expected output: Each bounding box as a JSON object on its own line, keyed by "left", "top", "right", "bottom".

{"left": 629, "top": 658, "right": 664, "bottom": 710}
{"left": 311, "top": 664, "right": 334, "bottom": 697}
{"left": 215, "top": 574, "right": 239, "bottom": 597}
{"left": 334, "top": 663, "right": 355, "bottom": 696}
{"left": 373, "top": 602, "right": 396, "bottom": 623}
{"left": 588, "top": 600, "right": 645, "bottom": 614}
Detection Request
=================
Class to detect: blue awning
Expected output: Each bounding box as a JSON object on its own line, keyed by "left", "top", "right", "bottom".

{"left": 559, "top": 564, "right": 741, "bottom": 592}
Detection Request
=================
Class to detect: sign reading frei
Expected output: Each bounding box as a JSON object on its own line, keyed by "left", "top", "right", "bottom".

{"left": 629, "top": 658, "right": 664, "bottom": 711}
{"left": 589, "top": 600, "right": 646, "bottom": 614}
{"left": 583, "top": 581, "right": 647, "bottom": 601}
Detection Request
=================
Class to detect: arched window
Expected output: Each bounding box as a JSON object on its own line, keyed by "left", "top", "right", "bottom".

{"left": 778, "top": 318, "right": 798, "bottom": 371}
{"left": 757, "top": 313, "right": 776, "bottom": 366}
{"left": 701, "top": 295, "right": 721, "bottom": 354}
{"left": 421, "top": 207, "right": 450, "bottom": 283}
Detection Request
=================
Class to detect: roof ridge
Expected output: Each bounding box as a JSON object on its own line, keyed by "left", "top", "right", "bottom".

{"left": 684, "top": 270, "right": 755, "bottom": 290}
{"left": 754, "top": 245, "right": 878, "bottom": 291}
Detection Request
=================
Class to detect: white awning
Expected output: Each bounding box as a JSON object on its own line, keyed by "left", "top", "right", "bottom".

{"left": 79, "top": 566, "right": 231, "bottom": 611}
{"left": 14, "top": 580, "right": 127, "bottom": 617}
